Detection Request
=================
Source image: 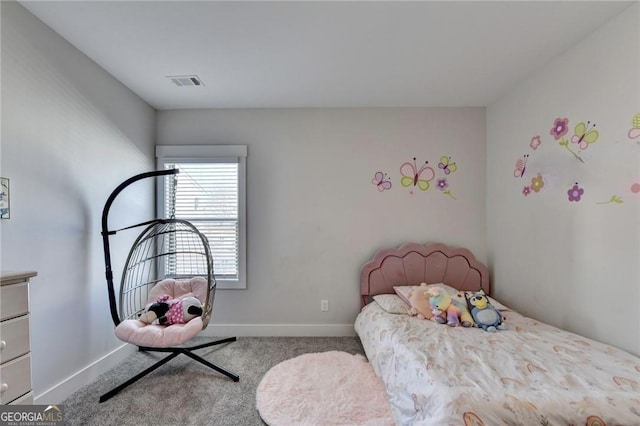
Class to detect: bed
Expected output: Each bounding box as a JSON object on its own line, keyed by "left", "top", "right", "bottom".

{"left": 355, "top": 242, "right": 640, "bottom": 425}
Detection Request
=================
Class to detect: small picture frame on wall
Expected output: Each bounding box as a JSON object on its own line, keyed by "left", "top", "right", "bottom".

{"left": 0, "top": 177, "right": 10, "bottom": 219}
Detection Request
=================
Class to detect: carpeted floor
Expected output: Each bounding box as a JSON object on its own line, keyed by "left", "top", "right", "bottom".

{"left": 61, "top": 336, "right": 366, "bottom": 426}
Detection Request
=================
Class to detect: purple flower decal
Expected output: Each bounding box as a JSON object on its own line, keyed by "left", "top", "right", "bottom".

{"left": 530, "top": 136, "right": 542, "bottom": 150}
{"left": 550, "top": 117, "right": 569, "bottom": 140}
{"left": 437, "top": 178, "right": 448, "bottom": 191}
{"left": 522, "top": 186, "right": 531, "bottom": 197}
{"left": 567, "top": 184, "right": 584, "bottom": 202}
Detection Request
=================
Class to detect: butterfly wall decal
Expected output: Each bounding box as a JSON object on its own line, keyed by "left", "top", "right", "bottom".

{"left": 571, "top": 120, "right": 598, "bottom": 150}
{"left": 372, "top": 171, "right": 392, "bottom": 192}
{"left": 556, "top": 117, "right": 586, "bottom": 162}
{"left": 513, "top": 154, "right": 529, "bottom": 178}
{"left": 438, "top": 156, "right": 457, "bottom": 175}
{"left": 628, "top": 114, "right": 640, "bottom": 142}
{"left": 400, "top": 157, "right": 434, "bottom": 191}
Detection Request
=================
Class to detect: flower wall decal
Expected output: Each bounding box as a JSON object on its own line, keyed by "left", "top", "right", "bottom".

{"left": 371, "top": 154, "right": 460, "bottom": 200}
{"left": 437, "top": 177, "right": 456, "bottom": 199}
{"left": 530, "top": 174, "right": 544, "bottom": 193}
{"left": 550, "top": 117, "right": 569, "bottom": 140}
{"left": 530, "top": 136, "right": 542, "bottom": 150}
{"left": 515, "top": 112, "right": 637, "bottom": 206}
{"left": 567, "top": 184, "right": 584, "bottom": 202}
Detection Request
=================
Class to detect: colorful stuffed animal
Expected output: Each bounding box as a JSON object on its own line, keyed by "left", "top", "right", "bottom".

{"left": 138, "top": 294, "right": 203, "bottom": 326}
{"left": 426, "top": 286, "right": 473, "bottom": 327}
{"left": 465, "top": 290, "right": 506, "bottom": 332}
{"left": 407, "top": 283, "right": 433, "bottom": 320}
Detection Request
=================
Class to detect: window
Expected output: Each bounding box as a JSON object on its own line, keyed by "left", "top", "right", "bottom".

{"left": 156, "top": 145, "right": 247, "bottom": 289}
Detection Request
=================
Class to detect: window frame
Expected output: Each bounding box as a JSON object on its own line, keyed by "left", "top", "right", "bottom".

{"left": 155, "top": 145, "right": 247, "bottom": 289}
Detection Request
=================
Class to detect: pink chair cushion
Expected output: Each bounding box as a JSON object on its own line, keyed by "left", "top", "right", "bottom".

{"left": 115, "top": 317, "right": 203, "bottom": 347}
{"left": 114, "top": 277, "right": 209, "bottom": 347}
{"left": 148, "top": 277, "right": 208, "bottom": 304}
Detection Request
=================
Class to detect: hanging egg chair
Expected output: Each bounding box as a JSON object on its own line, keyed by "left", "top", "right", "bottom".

{"left": 99, "top": 169, "right": 239, "bottom": 403}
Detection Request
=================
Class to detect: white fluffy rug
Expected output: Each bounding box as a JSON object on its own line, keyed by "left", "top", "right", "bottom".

{"left": 256, "top": 351, "right": 394, "bottom": 426}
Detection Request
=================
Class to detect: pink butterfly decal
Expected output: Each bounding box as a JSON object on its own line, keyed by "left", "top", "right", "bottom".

{"left": 400, "top": 158, "right": 435, "bottom": 191}
{"left": 513, "top": 154, "right": 529, "bottom": 178}
{"left": 372, "top": 172, "right": 392, "bottom": 192}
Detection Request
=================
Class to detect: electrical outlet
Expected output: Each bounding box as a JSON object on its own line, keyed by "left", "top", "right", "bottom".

{"left": 320, "top": 299, "right": 329, "bottom": 312}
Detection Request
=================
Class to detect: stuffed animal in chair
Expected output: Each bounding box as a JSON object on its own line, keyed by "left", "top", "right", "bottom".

{"left": 426, "top": 286, "right": 473, "bottom": 327}
{"left": 138, "top": 294, "right": 203, "bottom": 326}
{"left": 465, "top": 290, "right": 506, "bottom": 332}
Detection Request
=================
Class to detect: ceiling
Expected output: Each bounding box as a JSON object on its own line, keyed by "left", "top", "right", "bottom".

{"left": 19, "top": 1, "right": 634, "bottom": 110}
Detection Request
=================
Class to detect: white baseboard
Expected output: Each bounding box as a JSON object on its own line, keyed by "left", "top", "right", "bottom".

{"left": 202, "top": 323, "right": 356, "bottom": 337}
{"left": 34, "top": 343, "right": 136, "bottom": 405}
{"left": 34, "top": 324, "right": 355, "bottom": 404}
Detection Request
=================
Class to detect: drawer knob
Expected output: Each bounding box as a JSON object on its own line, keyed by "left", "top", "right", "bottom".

{"left": 0, "top": 383, "right": 7, "bottom": 393}
{"left": 0, "top": 340, "right": 5, "bottom": 350}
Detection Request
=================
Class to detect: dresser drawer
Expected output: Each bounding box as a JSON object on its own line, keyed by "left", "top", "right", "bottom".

{"left": 0, "top": 354, "right": 31, "bottom": 404}
{"left": 0, "top": 283, "right": 29, "bottom": 321}
{"left": 0, "top": 316, "right": 30, "bottom": 364}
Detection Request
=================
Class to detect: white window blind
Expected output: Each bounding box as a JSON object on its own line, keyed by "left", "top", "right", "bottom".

{"left": 156, "top": 145, "right": 247, "bottom": 289}
{"left": 165, "top": 162, "right": 239, "bottom": 278}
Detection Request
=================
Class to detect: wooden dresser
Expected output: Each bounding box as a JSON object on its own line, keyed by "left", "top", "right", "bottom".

{"left": 0, "top": 271, "right": 36, "bottom": 405}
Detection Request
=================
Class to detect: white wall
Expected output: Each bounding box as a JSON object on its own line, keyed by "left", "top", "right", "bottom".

{"left": 487, "top": 4, "right": 640, "bottom": 356}
{"left": 1, "top": 2, "right": 156, "bottom": 402}
{"left": 157, "top": 108, "right": 487, "bottom": 335}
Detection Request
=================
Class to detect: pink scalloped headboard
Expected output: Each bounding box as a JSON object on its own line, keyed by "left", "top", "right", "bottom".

{"left": 360, "top": 242, "right": 490, "bottom": 307}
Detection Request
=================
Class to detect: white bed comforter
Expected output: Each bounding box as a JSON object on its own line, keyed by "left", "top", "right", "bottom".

{"left": 355, "top": 302, "right": 640, "bottom": 426}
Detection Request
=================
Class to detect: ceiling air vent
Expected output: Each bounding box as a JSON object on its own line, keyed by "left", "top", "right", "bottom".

{"left": 166, "top": 75, "right": 205, "bottom": 87}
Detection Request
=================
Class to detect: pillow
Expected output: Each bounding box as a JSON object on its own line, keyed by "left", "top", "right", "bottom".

{"left": 393, "top": 283, "right": 458, "bottom": 307}
{"left": 372, "top": 294, "right": 409, "bottom": 314}
{"left": 487, "top": 297, "right": 509, "bottom": 311}
{"left": 392, "top": 286, "right": 412, "bottom": 306}
{"left": 392, "top": 284, "right": 508, "bottom": 314}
